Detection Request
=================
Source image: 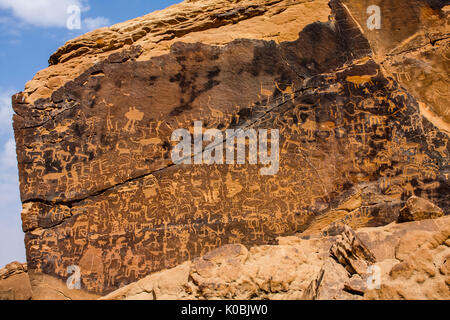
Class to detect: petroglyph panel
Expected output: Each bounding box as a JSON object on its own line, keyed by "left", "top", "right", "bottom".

{"left": 337, "top": 0, "right": 450, "bottom": 128}
{"left": 21, "top": 56, "right": 449, "bottom": 294}
{"left": 13, "top": 0, "right": 449, "bottom": 295}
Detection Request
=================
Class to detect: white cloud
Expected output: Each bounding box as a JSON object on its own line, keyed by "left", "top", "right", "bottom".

{"left": 0, "top": 137, "right": 24, "bottom": 267}
{"left": 0, "top": 0, "right": 86, "bottom": 27}
{"left": 1, "top": 138, "right": 16, "bottom": 168}
{"left": 0, "top": 89, "right": 24, "bottom": 266}
{"left": 0, "top": 138, "right": 19, "bottom": 204}
{"left": 0, "top": 0, "right": 109, "bottom": 30}
{"left": 0, "top": 89, "right": 15, "bottom": 134}
{"left": 0, "top": 90, "right": 23, "bottom": 266}
{"left": 83, "top": 16, "right": 110, "bottom": 30}
{"left": 0, "top": 89, "right": 20, "bottom": 196}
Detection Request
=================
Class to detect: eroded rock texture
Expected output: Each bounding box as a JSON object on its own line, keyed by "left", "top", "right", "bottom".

{"left": 0, "top": 262, "right": 31, "bottom": 300}
{"left": 12, "top": 0, "right": 449, "bottom": 298}
{"left": 339, "top": 0, "right": 450, "bottom": 132}
{"left": 101, "top": 215, "right": 450, "bottom": 300}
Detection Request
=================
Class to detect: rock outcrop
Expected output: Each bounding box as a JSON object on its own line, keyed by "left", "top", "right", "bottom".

{"left": 12, "top": 0, "right": 449, "bottom": 298}
{"left": 0, "top": 262, "right": 31, "bottom": 300}
{"left": 101, "top": 215, "right": 450, "bottom": 300}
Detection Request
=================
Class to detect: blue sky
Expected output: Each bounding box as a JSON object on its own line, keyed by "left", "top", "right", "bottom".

{"left": 0, "top": 0, "right": 180, "bottom": 268}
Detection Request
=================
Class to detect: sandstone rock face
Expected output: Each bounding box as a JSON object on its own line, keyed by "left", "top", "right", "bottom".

{"left": 102, "top": 215, "right": 450, "bottom": 300}
{"left": 335, "top": 0, "right": 450, "bottom": 134}
{"left": 12, "top": 0, "right": 449, "bottom": 298}
{"left": 0, "top": 262, "right": 32, "bottom": 300}
{"left": 23, "top": 0, "right": 331, "bottom": 104}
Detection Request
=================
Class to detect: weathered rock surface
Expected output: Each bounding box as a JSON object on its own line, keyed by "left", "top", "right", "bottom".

{"left": 12, "top": 0, "right": 449, "bottom": 298}
{"left": 329, "top": 225, "right": 376, "bottom": 275}
{"left": 338, "top": 0, "right": 450, "bottom": 133}
{"left": 398, "top": 195, "right": 444, "bottom": 222}
{"left": 22, "top": 0, "right": 331, "bottom": 104}
{"left": 101, "top": 215, "right": 450, "bottom": 300}
{"left": 0, "top": 262, "right": 32, "bottom": 300}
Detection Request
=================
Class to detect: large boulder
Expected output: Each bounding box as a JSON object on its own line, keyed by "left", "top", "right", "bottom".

{"left": 12, "top": 0, "right": 449, "bottom": 298}
{"left": 398, "top": 196, "right": 444, "bottom": 222}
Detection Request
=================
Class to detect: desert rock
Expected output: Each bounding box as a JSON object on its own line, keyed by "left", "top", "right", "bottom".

{"left": 11, "top": 0, "right": 449, "bottom": 298}
{"left": 102, "top": 215, "right": 450, "bottom": 300}
{"left": 398, "top": 196, "right": 444, "bottom": 222}
{"left": 0, "top": 262, "right": 31, "bottom": 300}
